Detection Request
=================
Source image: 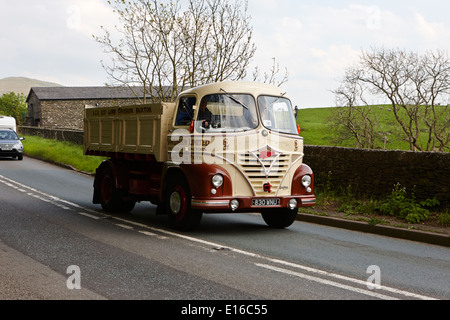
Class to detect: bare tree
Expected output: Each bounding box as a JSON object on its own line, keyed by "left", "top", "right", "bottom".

{"left": 94, "top": 0, "right": 258, "bottom": 102}
{"left": 416, "top": 50, "right": 450, "bottom": 151}
{"left": 252, "top": 57, "right": 289, "bottom": 87}
{"left": 331, "top": 66, "right": 383, "bottom": 149}
{"left": 333, "top": 47, "right": 450, "bottom": 152}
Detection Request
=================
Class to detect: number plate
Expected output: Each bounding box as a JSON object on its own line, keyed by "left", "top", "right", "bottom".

{"left": 0, "top": 148, "right": 12, "bottom": 151}
{"left": 252, "top": 198, "right": 280, "bottom": 206}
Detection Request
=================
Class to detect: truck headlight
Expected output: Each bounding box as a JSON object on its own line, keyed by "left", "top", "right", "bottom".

{"left": 301, "top": 175, "right": 312, "bottom": 188}
{"left": 212, "top": 174, "right": 224, "bottom": 189}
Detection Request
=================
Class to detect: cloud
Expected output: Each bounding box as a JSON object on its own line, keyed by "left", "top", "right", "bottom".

{"left": 249, "top": 1, "right": 450, "bottom": 107}
{"left": 415, "top": 13, "right": 437, "bottom": 39}
{"left": 0, "top": 0, "right": 119, "bottom": 85}
{"left": 66, "top": 1, "right": 119, "bottom": 37}
{"left": 2, "top": 0, "right": 450, "bottom": 107}
{"left": 412, "top": 12, "right": 450, "bottom": 51}
{"left": 250, "top": 4, "right": 371, "bottom": 106}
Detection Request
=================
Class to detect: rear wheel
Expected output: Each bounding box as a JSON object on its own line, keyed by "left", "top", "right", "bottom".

{"left": 99, "top": 167, "right": 135, "bottom": 213}
{"left": 261, "top": 208, "right": 298, "bottom": 228}
{"left": 166, "top": 178, "right": 202, "bottom": 231}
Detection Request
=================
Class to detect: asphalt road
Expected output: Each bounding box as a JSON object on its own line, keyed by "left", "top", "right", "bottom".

{"left": 0, "top": 156, "right": 449, "bottom": 303}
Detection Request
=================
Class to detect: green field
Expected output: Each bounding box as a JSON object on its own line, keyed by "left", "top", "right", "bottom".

{"left": 297, "top": 106, "right": 449, "bottom": 151}
{"left": 297, "top": 107, "right": 336, "bottom": 146}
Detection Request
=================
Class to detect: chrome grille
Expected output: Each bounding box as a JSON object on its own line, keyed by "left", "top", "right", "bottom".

{"left": 237, "top": 153, "right": 290, "bottom": 196}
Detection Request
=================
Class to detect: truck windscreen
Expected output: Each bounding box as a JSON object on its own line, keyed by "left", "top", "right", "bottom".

{"left": 258, "top": 96, "right": 298, "bottom": 135}
{"left": 196, "top": 94, "right": 258, "bottom": 133}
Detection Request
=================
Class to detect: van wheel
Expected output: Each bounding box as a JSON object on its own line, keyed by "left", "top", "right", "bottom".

{"left": 261, "top": 208, "right": 298, "bottom": 228}
{"left": 99, "top": 167, "right": 135, "bottom": 213}
{"left": 166, "top": 179, "right": 202, "bottom": 231}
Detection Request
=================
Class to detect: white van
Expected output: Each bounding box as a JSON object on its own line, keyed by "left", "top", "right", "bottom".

{"left": 0, "top": 116, "right": 17, "bottom": 132}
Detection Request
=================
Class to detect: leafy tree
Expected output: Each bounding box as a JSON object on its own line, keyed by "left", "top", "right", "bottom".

{"left": 0, "top": 92, "right": 27, "bottom": 125}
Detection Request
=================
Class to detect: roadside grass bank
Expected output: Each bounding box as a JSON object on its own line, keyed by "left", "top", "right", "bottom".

{"left": 22, "top": 135, "right": 105, "bottom": 174}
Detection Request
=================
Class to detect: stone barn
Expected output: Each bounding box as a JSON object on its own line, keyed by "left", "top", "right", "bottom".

{"left": 25, "top": 86, "right": 149, "bottom": 130}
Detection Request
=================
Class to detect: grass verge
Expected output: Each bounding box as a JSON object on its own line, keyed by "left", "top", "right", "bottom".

{"left": 299, "top": 187, "right": 450, "bottom": 233}
{"left": 22, "top": 135, "right": 105, "bottom": 174}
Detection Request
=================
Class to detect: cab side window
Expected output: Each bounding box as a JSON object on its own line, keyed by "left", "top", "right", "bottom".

{"left": 175, "top": 96, "right": 196, "bottom": 126}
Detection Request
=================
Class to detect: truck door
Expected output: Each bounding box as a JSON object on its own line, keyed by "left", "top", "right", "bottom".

{"left": 174, "top": 96, "right": 196, "bottom": 127}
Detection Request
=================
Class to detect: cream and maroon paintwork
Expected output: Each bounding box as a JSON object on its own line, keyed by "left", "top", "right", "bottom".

{"left": 165, "top": 82, "right": 315, "bottom": 212}
{"left": 84, "top": 81, "right": 315, "bottom": 214}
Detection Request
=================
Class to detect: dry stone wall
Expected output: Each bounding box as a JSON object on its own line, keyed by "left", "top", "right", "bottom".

{"left": 304, "top": 145, "right": 449, "bottom": 206}
{"left": 19, "top": 126, "right": 84, "bottom": 145}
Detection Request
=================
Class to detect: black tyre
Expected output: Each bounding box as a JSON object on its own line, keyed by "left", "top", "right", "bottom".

{"left": 166, "top": 178, "right": 202, "bottom": 231}
{"left": 261, "top": 208, "right": 298, "bottom": 228}
{"left": 99, "top": 167, "right": 135, "bottom": 213}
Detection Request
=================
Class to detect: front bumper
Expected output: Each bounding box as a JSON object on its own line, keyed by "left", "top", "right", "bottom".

{"left": 0, "top": 149, "right": 22, "bottom": 158}
{"left": 192, "top": 195, "right": 316, "bottom": 213}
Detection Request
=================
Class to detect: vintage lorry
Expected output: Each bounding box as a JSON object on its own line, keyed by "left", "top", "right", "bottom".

{"left": 84, "top": 81, "right": 315, "bottom": 230}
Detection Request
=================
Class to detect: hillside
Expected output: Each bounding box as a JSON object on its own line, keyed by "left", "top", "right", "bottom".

{"left": 297, "top": 107, "right": 335, "bottom": 147}
{"left": 0, "top": 77, "right": 63, "bottom": 96}
{"left": 297, "top": 106, "right": 449, "bottom": 152}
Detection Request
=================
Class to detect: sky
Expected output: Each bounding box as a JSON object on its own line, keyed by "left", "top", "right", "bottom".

{"left": 1, "top": 0, "right": 450, "bottom": 108}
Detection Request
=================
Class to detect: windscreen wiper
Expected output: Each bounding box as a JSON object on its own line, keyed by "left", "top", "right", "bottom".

{"left": 265, "top": 92, "right": 287, "bottom": 111}
{"left": 220, "top": 88, "right": 249, "bottom": 110}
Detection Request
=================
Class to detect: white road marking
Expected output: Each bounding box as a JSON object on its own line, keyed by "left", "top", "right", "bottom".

{"left": 0, "top": 174, "right": 102, "bottom": 217}
{"left": 255, "top": 263, "right": 399, "bottom": 300}
{"left": 77, "top": 211, "right": 101, "bottom": 220}
{"left": 115, "top": 224, "right": 134, "bottom": 230}
{"left": 138, "top": 230, "right": 168, "bottom": 239}
{"left": 0, "top": 173, "right": 438, "bottom": 300}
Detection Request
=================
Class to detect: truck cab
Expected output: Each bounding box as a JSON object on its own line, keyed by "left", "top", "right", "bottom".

{"left": 164, "top": 82, "right": 315, "bottom": 229}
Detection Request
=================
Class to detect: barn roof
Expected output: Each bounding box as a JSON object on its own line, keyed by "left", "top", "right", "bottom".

{"left": 26, "top": 86, "right": 163, "bottom": 102}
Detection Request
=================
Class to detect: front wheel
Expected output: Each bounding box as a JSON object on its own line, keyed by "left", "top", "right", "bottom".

{"left": 261, "top": 208, "right": 298, "bottom": 228}
{"left": 166, "top": 179, "right": 202, "bottom": 231}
